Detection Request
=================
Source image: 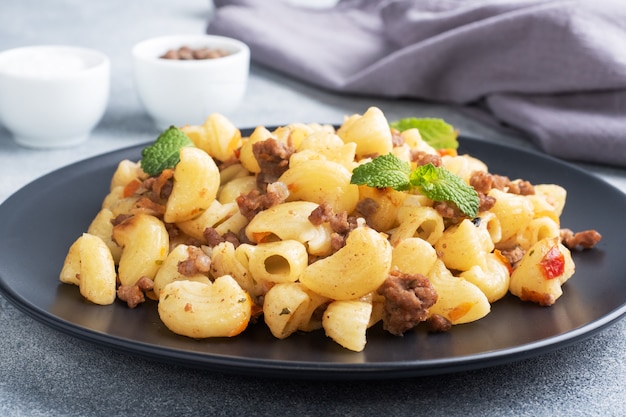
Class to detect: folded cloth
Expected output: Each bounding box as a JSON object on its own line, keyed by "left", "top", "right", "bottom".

{"left": 208, "top": 0, "right": 626, "bottom": 167}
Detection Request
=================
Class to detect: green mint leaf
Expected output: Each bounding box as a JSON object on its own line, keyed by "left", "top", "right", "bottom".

{"left": 409, "top": 163, "right": 479, "bottom": 217}
{"left": 350, "top": 153, "right": 412, "bottom": 191}
{"left": 140, "top": 126, "right": 195, "bottom": 176}
{"left": 389, "top": 117, "right": 459, "bottom": 150}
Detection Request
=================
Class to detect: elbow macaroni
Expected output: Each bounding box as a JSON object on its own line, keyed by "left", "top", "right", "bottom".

{"left": 60, "top": 107, "right": 591, "bottom": 352}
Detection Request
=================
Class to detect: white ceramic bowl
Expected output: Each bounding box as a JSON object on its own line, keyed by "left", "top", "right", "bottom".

{"left": 132, "top": 34, "right": 250, "bottom": 130}
{"left": 0, "top": 45, "right": 110, "bottom": 148}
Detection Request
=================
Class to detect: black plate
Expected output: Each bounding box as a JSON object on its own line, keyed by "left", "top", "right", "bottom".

{"left": 1, "top": 134, "right": 625, "bottom": 380}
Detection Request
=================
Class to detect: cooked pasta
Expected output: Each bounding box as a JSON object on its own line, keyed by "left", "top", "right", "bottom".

{"left": 59, "top": 107, "right": 600, "bottom": 352}
{"left": 299, "top": 225, "right": 392, "bottom": 300}
{"left": 245, "top": 201, "right": 334, "bottom": 256}
{"left": 112, "top": 213, "right": 169, "bottom": 287}
{"left": 158, "top": 276, "right": 252, "bottom": 338}
{"left": 508, "top": 236, "right": 575, "bottom": 306}
{"left": 236, "top": 240, "right": 309, "bottom": 285}
{"left": 263, "top": 282, "right": 314, "bottom": 339}
{"left": 60, "top": 233, "right": 117, "bottom": 305}
{"left": 323, "top": 300, "right": 372, "bottom": 352}
{"left": 279, "top": 159, "right": 360, "bottom": 214}
{"left": 163, "top": 146, "right": 220, "bottom": 223}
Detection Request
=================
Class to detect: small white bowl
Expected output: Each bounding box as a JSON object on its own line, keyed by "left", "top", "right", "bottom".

{"left": 132, "top": 34, "right": 250, "bottom": 130}
{"left": 0, "top": 45, "right": 110, "bottom": 148}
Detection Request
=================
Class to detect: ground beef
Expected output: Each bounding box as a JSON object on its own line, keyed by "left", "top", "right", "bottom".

{"left": 111, "top": 213, "right": 133, "bottom": 226}
{"left": 236, "top": 182, "right": 289, "bottom": 220}
{"left": 377, "top": 269, "right": 438, "bottom": 336}
{"left": 120, "top": 169, "right": 174, "bottom": 219}
{"left": 410, "top": 151, "right": 442, "bottom": 167}
{"left": 141, "top": 169, "right": 174, "bottom": 200}
{"left": 500, "top": 246, "right": 525, "bottom": 268}
{"left": 329, "top": 233, "right": 346, "bottom": 252}
{"left": 507, "top": 179, "right": 534, "bottom": 195}
{"left": 434, "top": 200, "right": 462, "bottom": 220}
{"left": 132, "top": 196, "right": 166, "bottom": 217}
{"left": 224, "top": 231, "right": 243, "bottom": 246}
{"left": 469, "top": 171, "right": 493, "bottom": 195}
{"left": 560, "top": 228, "right": 602, "bottom": 249}
{"left": 467, "top": 171, "right": 497, "bottom": 212}
{"left": 204, "top": 227, "right": 224, "bottom": 247}
{"left": 391, "top": 130, "right": 405, "bottom": 147}
{"left": 519, "top": 288, "right": 557, "bottom": 307}
{"left": 355, "top": 198, "right": 379, "bottom": 226}
{"left": 154, "top": 169, "right": 175, "bottom": 199}
{"left": 478, "top": 192, "right": 496, "bottom": 212}
{"left": 329, "top": 210, "right": 357, "bottom": 235}
{"left": 252, "top": 138, "right": 295, "bottom": 188}
{"left": 236, "top": 190, "right": 262, "bottom": 220}
{"left": 469, "top": 171, "right": 535, "bottom": 196}
{"left": 117, "top": 276, "right": 154, "bottom": 308}
{"left": 165, "top": 222, "right": 181, "bottom": 242}
{"left": 308, "top": 203, "right": 358, "bottom": 252}
{"left": 204, "top": 227, "right": 244, "bottom": 248}
{"left": 308, "top": 203, "right": 333, "bottom": 225}
{"left": 492, "top": 174, "right": 513, "bottom": 192}
{"left": 177, "top": 246, "right": 212, "bottom": 276}
{"left": 435, "top": 194, "right": 494, "bottom": 224}
{"left": 425, "top": 314, "right": 452, "bottom": 333}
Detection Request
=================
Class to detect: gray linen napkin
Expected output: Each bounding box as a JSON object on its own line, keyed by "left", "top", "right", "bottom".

{"left": 208, "top": 0, "right": 626, "bottom": 167}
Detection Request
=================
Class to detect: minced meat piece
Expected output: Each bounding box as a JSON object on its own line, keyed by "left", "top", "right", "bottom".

{"left": 236, "top": 182, "right": 289, "bottom": 220}
{"left": 391, "top": 130, "right": 405, "bottom": 147}
{"left": 203, "top": 227, "right": 241, "bottom": 248}
{"left": 117, "top": 276, "right": 154, "bottom": 308}
{"left": 491, "top": 174, "right": 513, "bottom": 192}
{"left": 434, "top": 200, "right": 462, "bottom": 220}
{"left": 177, "top": 246, "right": 211, "bottom": 276}
{"left": 355, "top": 198, "right": 379, "bottom": 226}
{"left": 132, "top": 196, "right": 166, "bottom": 217}
{"left": 204, "top": 227, "right": 223, "bottom": 247}
{"left": 410, "top": 151, "right": 442, "bottom": 167}
{"left": 508, "top": 179, "right": 535, "bottom": 195}
{"left": 252, "top": 138, "right": 295, "bottom": 188}
{"left": 111, "top": 213, "right": 133, "bottom": 226}
{"left": 141, "top": 169, "right": 174, "bottom": 200}
{"left": 308, "top": 202, "right": 334, "bottom": 225}
{"left": 560, "top": 228, "right": 602, "bottom": 250}
{"left": 478, "top": 192, "right": 496, "bottom": 212}
{"left": 377, "top": 270, "right": 438, "bottom": 336}
{"left": 470, "top": 171, "right": 534, "bottom": 195}
{"left": 500, "top": 246, "right": 525, "bottom": 268}
{"left": 425, "top": 314, "right": 452, "bottom": 333}
{"left": 308, "top": 203, "right": 358, "bottom": 252}
{"left": 469, "top": 171, "right": 493, "bottom": 195}
{"left": 329, "top": 210, "right": 356, "bottom": 235}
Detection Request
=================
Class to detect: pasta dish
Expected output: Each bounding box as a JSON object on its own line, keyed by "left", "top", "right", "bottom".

{"left": 59, "top": 107, "right": 601, "bottom": 352}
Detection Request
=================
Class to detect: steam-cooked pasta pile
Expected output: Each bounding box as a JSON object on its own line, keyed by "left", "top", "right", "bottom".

{"left": 60, "top": 107, "right": 598, "bottom": 352}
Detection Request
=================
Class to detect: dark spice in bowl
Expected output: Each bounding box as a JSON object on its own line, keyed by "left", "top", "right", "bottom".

{"left": 160, "top": 46, "right": 230, "bottom": 60}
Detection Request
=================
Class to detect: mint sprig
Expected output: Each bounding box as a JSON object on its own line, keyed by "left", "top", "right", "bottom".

{"left": 349, "top": 153, "right": 413, "bottom": 191}
{"left": 389, "top": 117, "right": 459, "bottom": 150}
{"left": 409, "top": 163, "right": 479, "bottom": 217}
{"left": 140, "top": 126, "right": 195, "bottom": 176}
{"left": 351, "top": 154, "right": 479, "bottom": 217}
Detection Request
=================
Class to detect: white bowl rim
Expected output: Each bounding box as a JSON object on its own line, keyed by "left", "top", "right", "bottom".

{"left": 0, "top": 45, "right": 110, "bottom": 79}
{"left": 132, "top": 34, "right": 250, "bottom": 65}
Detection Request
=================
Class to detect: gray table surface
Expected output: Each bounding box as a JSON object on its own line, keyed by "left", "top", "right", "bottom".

{"left": 1, "top": 1, "right": 625, "bottom": 416}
